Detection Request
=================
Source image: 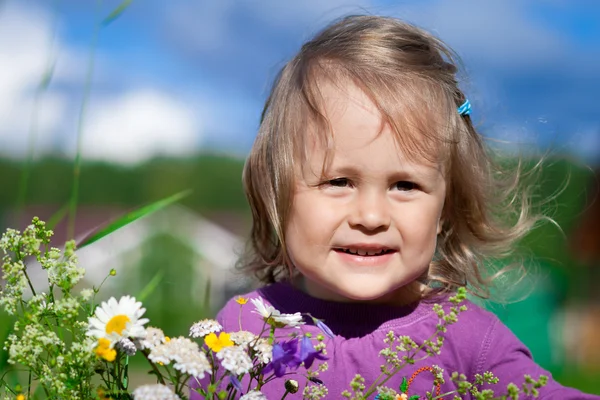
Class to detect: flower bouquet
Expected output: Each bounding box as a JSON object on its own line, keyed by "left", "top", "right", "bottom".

{"left": 0, "top": 218, "right": 547, "bottom": 399}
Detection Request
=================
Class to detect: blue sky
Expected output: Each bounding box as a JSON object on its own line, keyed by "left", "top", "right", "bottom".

{"left": 0, "top": 0, "right": 598, "bottom": 164}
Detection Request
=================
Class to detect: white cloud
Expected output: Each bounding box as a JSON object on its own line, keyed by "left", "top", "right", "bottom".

{"left": 83, "top": 89, "right": 201, "bottom": 164}
{"left": 390, "top": 0, "right": 565, "bottom": 69}
{"left": 0, "top": 3, "right": 66, "bottom": 156}
{"left": 0, "top": 3, "right": 204, "bottom": 164}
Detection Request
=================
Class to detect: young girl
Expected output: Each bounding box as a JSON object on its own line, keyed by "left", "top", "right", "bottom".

{"left": 196, "top": 15, "right": 598, "bottom": 399}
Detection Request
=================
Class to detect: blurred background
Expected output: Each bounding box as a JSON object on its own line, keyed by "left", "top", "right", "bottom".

{"left": 0, "top": 0, "right": 599, "bottom": 394}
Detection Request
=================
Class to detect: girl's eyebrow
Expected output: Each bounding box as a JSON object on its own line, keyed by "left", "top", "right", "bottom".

{"left": 326, "top": 164, "right": 441, "bottom": 180}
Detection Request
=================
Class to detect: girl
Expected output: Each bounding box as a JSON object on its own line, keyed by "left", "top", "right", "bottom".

{"left": 196, "top": 15, "right": 598, "bottom": 399}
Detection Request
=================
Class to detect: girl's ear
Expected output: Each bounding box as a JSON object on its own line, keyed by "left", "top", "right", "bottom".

{"left": 437, "top": 218, "right": 443, "bottom": 235}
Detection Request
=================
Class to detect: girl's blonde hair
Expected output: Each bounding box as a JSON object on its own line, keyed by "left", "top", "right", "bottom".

{"left": 241, "top": 15, "right": 538, "bottom": 299}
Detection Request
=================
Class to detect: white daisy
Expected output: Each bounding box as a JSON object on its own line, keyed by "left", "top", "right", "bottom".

{"left": 133, "top": 384, "right": 180, "bottom": 400}
{"left": 189, "top": 319, "right": 222, "bottom": 338}
{"left": 250, "top": 297, "right": 276, "bottom": 319}
{"left": 250, "top": 297, "right": 304, "bottom": 328}
{"left": 149, "top": 337, "right": 211, "bottom": 379}
{"left": 216, "top": 345, "right": 253, "bottom": 375}
{"left": 240, "top": 390, "right": 268, "bottom": 400}
{"left": 273, "top": 312, "right": 304, "bottom": 328}
{"left": 87, "top": 296, "right": 149, "bottom": 344}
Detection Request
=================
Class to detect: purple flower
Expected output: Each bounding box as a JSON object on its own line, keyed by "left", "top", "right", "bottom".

{"left": 229, "top": 375, "right": 244, "bottom": 393}
{"left": 229, "top": 375, "right": 243, "bottom": 394}
{"left": 299, "top": 335, "right": 328, "bottom": 369}
{"left": 313, "top": 317, "right": 335, "bottom": 339}
{"left": 263, "top": 338, "right": 300, "bottom": 377}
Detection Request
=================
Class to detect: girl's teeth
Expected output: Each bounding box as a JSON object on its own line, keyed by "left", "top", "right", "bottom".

{"left": 342, "top": 248, "right": 387, "bottom": 256}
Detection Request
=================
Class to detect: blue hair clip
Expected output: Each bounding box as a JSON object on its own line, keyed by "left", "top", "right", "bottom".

{"left": 457, "top": 99, "right": 471, "bottom": 116}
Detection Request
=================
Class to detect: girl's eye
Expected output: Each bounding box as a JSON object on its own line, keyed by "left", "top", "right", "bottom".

{"left": 327, "top": 178, "right": 349, "bottom": 187}
{"left": 394, "top": 181, "right": 417, "bottom": 191}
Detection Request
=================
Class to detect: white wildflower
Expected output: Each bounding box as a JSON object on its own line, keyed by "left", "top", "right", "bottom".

{"left": 253, "top": 338, "right": 273, "bottom": 364}
{"left": 251, "top": 297, "right": 304, "bottom": 328}
{"left": 6, "top": 323, "right": 64, "bottom": 366}
{"left": 303, "top": 384, "right": 328, "bottom": 399}
{"left": 0, "top": 260, "right": 28, "bottom": 315}
{"left": 240, "top": 390, "right": 268, "bottom": 400}
{"left": 87, "top": 295, "right": 149, "bottom": 344}
{"left": 0, "top": 228, "right": 21, "bottom": 251}
{"left": 137, "top": 327, "right": 166, "bottom": 350}
{"left": 46, "top": 241, "right": 85, "bottom": 291}
{"left": 230, "top": 330, "right": 256, "bottom": 348}
{"left": 149, "top": 337, "right": 211, "bottom": 379}
{"left": 80, "top": 288, "right": 94, "bottom": 301}
{"left": 173, "top": 350, "right": 212, "bottom": 378}
{"left": 117, "top": 338, "right": 137, "bottom": 356}
{"left": 40, "top": 247, "right": 61, "bottom": 270}
{"left": 133, "top": 384, "right": 180, "bottom": 400}
{"left": 54, "top": 297, "right": 80, "bottom": 320}
{"left": 189, "top": 319, "right": 222, "bottom": 338}
{"left": 216, "top": 345, "right": 253, "bottom": 375}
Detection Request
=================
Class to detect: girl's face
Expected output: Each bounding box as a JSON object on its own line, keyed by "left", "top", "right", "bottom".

{"left": 285, "top": 82, "right": 446, "bottom": 306}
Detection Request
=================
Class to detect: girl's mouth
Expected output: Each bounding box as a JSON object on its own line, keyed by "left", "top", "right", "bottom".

{"left": 333, "top": 248, "right": 395, "bottom": 257}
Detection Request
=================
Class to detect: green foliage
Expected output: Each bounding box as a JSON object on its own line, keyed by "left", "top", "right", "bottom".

{"left": 519, "top": 158, "right": 594, "bottom": 267}
{"left": 77, "top": 189, "right": 191, "bottom": 248}
{"left": 119, "top": 232, "right": 209, "bottom": 338}
{"left": 102, "top": 0, "right": 134, "bottom": 26}
{"left": 0, "top": 154, "right": 249, "bottom": 214}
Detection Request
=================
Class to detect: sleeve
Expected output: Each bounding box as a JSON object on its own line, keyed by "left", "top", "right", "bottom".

{"left": 477, "top": 318, "right": 600, "bottom": 399}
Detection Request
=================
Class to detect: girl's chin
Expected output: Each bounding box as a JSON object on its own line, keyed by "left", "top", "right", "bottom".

{"left": 298, "top": 277, "right": 423, "bottom": 306}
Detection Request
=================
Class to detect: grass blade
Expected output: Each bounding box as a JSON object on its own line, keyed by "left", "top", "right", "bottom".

{"left": 203, "top": 276, "right": 211, "bottom": 314}
{"left": 136, "top": 270, "right": 165, "bottom": 303}
{"left": 102, "top": 0, "right": 133, "bottom": 26}
{"left": 77, "top": 189, "right": 191, "bottom": 248}
{"left": 47, "top": 203, "right": 70, "bottom": 231}
{"left": 67, "top": 2, "right": 100, "bottom": 241}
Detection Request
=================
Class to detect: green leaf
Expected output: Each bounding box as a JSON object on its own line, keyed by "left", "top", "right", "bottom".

{"left": 400, "top": 376, "right": 408, "bottom": 393}
{"left": 38, "top": 59, "right": 56, "bottom": 91}
{"left": 47, "top": 202, "right": 70, "bottom": 231}
{"left": 102, "top": 0, "right": 134, "bottom": 26}
{"left": 409, "top": 396, "right": 419, "bottom": 400}
{"left": 136, "top": 270, "right": 164, "bottom": 303}
{"left": 203, "top": 276, "right": 211, "bottom": 313}
{"left": 77, "top": 189, "right": 191, "bottom": 248}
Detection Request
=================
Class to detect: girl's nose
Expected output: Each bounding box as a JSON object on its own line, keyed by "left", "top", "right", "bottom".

{"left": 348, "top": 191, "right": 391, "bottom": 231}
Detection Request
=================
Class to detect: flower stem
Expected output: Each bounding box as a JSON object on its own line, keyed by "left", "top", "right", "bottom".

{"left": 141, "top": 350, "right": 166, "bottom": 385}
{"left": 432, "top": 390, "right": 457, "bottom": 399}
{"left": 22, "top": 269, "right": 37, "bottom": 297}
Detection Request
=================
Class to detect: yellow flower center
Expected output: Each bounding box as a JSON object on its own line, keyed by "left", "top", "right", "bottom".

{"left": 205, "top": 332, "right": 234, "bottom": 353}
{"left": 105, "top": 314, "right": 130, "bottom": 335}
{"left": 16, "top": 395, "right": 25, "bottom": 400}
{"left": 95, "top": 338, "right": 116, "bottom": 362}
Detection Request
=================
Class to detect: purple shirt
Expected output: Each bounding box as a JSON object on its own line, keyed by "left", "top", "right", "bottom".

{"left": 192, "top": 282, "right": 599, "bottom": 399}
